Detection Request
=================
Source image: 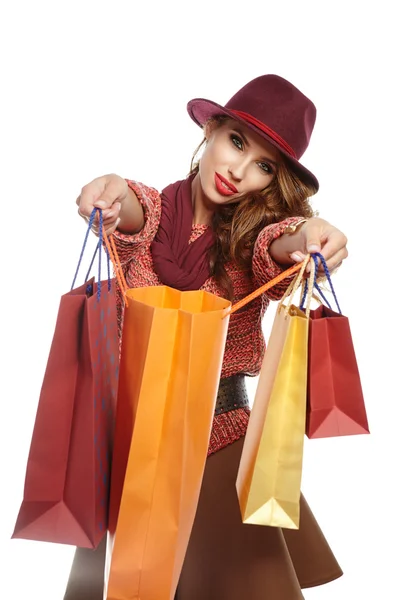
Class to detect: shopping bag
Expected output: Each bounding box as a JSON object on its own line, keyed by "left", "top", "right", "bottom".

{"left": 236, "top": 259, "right": 314, "bottom": 530}
{"left": 103, "top": 249, "right": 305, "bottom": 599}
{"left": 12, "top": 210, "right": 119, "bottom": 548}
{"left": 305, "top": 253, "right": 369, "bottom": 438}
{"left": 105, "top": 285, "right": 231, "bottom": 600}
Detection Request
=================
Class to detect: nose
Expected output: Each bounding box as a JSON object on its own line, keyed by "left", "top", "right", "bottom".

{"left": 228, "top": 159, "right": 247, "bottom": 182}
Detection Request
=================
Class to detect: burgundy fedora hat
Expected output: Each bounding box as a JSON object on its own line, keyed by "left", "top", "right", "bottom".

{"left": 187, "top": 74, "right": 319, "bottom": 191}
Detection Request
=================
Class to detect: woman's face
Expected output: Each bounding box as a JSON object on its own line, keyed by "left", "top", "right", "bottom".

{"left": 198, "top": 118, "right": 280, "bottom": 205}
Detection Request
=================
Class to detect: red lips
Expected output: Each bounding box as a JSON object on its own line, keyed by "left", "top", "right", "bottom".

{"left": 214, "top": 173, "right": 238, "bottom": 196}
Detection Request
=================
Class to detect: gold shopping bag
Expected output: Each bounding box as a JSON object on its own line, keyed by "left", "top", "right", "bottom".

{"left": 236, "top": 259, "right": 315, "bottom": 529}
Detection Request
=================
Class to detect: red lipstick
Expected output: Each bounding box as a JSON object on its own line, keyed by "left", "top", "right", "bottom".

{"left": 214, "top": 173, "right": 238, "bottom": 196}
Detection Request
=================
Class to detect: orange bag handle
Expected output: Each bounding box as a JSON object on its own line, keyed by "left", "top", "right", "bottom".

{"left": 224, "top": 261, "right": 305, "bottom": 318}
{"left": 102, "top": 226, "right": 129, "bottom": 306}
{"left": 102, "top": 225, "right": 307, "bottom": 314}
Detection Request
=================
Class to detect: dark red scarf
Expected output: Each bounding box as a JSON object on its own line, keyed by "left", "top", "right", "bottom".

{"left": 151, "top": 175, "right": 215, "bottom": 291}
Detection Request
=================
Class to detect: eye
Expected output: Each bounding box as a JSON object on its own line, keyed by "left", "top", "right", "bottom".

{"left": 258, "top": 161, "right": 273, "bottom": 175}
{"left": 230, "top": 134, "right": 243, "bottom": 150}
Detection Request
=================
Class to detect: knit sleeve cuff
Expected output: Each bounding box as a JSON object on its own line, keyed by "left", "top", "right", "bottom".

{"left": 252, "top": 216, "right": 306, "bottom": 300}
{"left": 110, "top": 180, "right": 161, "bottom": 265}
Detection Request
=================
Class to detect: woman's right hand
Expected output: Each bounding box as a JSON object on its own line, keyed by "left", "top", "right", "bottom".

{"left": 76, "top": 173, "right": 129, "bottom": 236}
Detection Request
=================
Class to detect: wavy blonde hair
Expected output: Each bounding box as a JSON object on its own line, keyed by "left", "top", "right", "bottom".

{"left": 190, "top": 116, "right": 317, "bottom": 299}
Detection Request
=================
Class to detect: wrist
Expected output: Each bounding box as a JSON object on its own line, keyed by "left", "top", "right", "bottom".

{"left": 269, "top": 218, "right": 309, "bottom": 265}
{"left": 283, "top": 218, "right": 308, "bottom": 236}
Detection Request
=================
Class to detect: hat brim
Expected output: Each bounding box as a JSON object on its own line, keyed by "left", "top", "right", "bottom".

{"left": 187, "top": 98, "right": 319, "bottom": 192}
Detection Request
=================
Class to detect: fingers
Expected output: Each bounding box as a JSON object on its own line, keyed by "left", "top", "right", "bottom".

{"left": 92, "top": 177, "right": 127, "bottom": 210}
{"left": 76, "top": 195, "right": 89, "bottom": 223}
{"left": 102, "top": 202, "right": 122, "bottom": 222}
{"left": 76, "top": 174, "right": 127, "bottom": 220}
{"left": 90, "top": 212, "right": 121, "bottom": 234}
{"left": 77, "top": 205, "right": 88, "bottom": 221}
{"left": 77, "top": 199, "right": 121, "bottom": 220}
{"left": 91, "top": 205, "right": 121, "bottom": 235}
{"left": 313, "top": 230, "right": 348, "bottom": 275}
{"left": 290, "top": 251, "right": 307, "bottom": 263}
{"left": 91, "top": 218, "right": 121, "bottom": 237}
{"left": 302, "top": 219, "right": 343, "bottom": 254}
{"left": 76, "top": 177, "right": 107, "bottom": 219}
{"left": 290, "top": 246, "right": 348, "bottom": 277}
{"left": 76, "top": 175, "right": 124, "bottom": 233}
{"left": 290, "top": 219, "right": 348, "bottom": 276}
{"left": 317, "top": 248, "right": 347, "bottom": 273}
{"left": 312, "top": 229, "right": 347, "bottom": 259}
{"left": 77, "top": 201, "right": 121, "bottom": 227}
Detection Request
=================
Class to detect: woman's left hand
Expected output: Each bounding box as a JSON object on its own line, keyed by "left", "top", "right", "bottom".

{"left": 291, "top": 217, "right": 348, "bottom": 275}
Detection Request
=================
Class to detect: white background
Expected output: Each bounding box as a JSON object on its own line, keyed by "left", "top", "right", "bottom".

{"left": 1, "top": 1, "right": 399, "bottom": 598}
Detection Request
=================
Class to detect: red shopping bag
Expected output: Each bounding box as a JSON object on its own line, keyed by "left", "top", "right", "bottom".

{"left": 305, "top": 253, "right": 369, "bottom": 439}
{"left": 12, "top": 210, "right": 119, "bottom": 548}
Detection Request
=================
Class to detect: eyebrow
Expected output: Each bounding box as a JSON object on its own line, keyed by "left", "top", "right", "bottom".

{"left": 232, "top": 127, "right": 278, "bottom": 166}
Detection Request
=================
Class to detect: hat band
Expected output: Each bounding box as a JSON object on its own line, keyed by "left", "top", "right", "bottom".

{"left": 231, "top": 109, "right": 297, "bottom": 159}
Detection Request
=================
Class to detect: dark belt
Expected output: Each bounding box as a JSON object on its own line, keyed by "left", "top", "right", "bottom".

{"left": 215, "top": 374, "right": 250, "bottom": 415}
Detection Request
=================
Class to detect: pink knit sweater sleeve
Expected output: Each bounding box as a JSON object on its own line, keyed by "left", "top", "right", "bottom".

{"left": 111, "top": 180, "right": 161, "bottom": 266}
{"left": 252, "top": 217, "right": 307, "bottom": 300}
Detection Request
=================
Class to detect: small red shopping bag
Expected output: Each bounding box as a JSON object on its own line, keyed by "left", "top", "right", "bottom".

{"left": 304, "top": 253, "right": 369, "bottom": 439}
{"left": 12, "top": 210, "right": 119, "bottom": 548}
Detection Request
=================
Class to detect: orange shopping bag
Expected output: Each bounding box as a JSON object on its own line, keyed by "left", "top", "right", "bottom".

{"left": 102, "top": 234, "right": 305, "bottom": 600}
{"left": 105, "top": 286, "right": 230, "bottom": 600}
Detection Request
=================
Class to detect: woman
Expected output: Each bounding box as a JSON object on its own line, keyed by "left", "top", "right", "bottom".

{"left": 66, "top": 74, "right": 348, "bottom": 599}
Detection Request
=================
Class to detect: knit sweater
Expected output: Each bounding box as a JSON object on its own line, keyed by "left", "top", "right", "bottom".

{"left": 112, "top": 180, "right": 303, "bottom": 455}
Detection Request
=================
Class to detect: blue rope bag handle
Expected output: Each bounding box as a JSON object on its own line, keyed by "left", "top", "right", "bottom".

{"left": 97, "top": 210, "right": 103, "bottom": 301}
{"left": 71, "top": 208, "right": 111, "bottom": 301}
{"left": 300, "top": 253, "right": 342, "bottom": 314}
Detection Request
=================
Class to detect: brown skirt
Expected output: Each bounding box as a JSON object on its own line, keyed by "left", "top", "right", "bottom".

{"left": 64, "top": 437, "right": 342, "bottom": 600}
